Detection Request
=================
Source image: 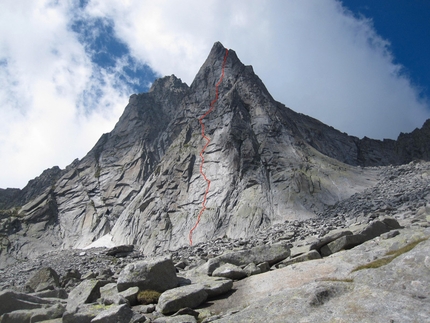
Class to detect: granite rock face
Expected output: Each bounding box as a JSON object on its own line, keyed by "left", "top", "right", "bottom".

{"left": 1, "top": 41, "right": 430, "bottom": 265}
{"left": 0, "top": 171, "right": 428, "bottom": 322}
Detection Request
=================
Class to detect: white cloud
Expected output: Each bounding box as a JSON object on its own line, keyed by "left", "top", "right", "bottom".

{"left": 85, "top": 0, "right": 429, "bottom": 138}
{"left": 0, "top": 0, "right": 131, "bottom": 188}
{"left": 1, "top": 0, "right": 429, "bottom": 188}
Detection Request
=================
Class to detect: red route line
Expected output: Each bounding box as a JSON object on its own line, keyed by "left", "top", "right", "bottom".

{"left": 189, "top": 48, "right": 229, "bottom": 246}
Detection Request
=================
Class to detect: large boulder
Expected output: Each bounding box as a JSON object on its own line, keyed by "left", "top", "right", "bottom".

{"left": 119, "top": 286, "right": 140, "bottom": 306}
{"left": 153, "top": 315, "right": 197, "bottom": 323}
{"left": 309, "top": 230, "right": 353, "bottom": 252}
{"left": 66, "top": 279, "right": 103, "bottom": 313}
{"left": 186, "top": 276, "right": 233, "bottom": 298}
{"left": 201, "top": 241, "right": 290, "bottom": 275}
{"left": 91, "top": 304, "right": 134, "bottom": 323}
{"left": 156, "top": 284, "right": 208, "bottom": 315}
{"left": 212, "top": 264, "right": 247, "bottom": 280}
{"left": 63, "top": 304, "right": 112, "bottom": 323}
{"left": 274, "top": 250, "right": 321, "bottom": 269}
{"left": 117, "top": 256, "right": 178, "bottom": 292}
{"left": 105, "top": 245, "right": 134, "bottom": 257}
{"left": 359, "top": 218, "right": 401, "bottom": 240}
{"left": 320, "top": 234, "right": 367, "bottom": 256}
{"left": 30, "top": 288, "right": 68, "bottom": 299}
{"left": 0, "top": 303, "right": 65, "bottom": 323}
{"left": 25, "top": 267, "right": 60, "bottom": 292}
{"left": 100, "top": 283, "right": 139, "bottom": 306}
{"left": 0, "top": 290, "right": 56, "bottom": 316}
{"left": 320, "top": 218, "right": 402, "bottom": 256}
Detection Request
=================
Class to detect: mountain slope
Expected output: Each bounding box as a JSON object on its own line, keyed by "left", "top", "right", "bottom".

{"left": 1, "top": 42, "right": 429, "bottom": 265}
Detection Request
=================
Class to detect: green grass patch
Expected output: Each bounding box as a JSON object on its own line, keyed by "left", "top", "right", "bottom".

{"left": 351, "top": 237, "right": 428, "bottom": 273}
{"left": 137, "top": 290, "right": 161, "bottom": 305}
{"left": 319, "top": 277, "right": 354, "bottom": 283}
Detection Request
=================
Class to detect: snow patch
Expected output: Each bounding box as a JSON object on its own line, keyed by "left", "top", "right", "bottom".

{"left": 83, "top": 234, "right": 116, "bottom": 249}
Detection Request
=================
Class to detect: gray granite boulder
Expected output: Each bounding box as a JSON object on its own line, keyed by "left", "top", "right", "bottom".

{"left": 66, "top": 279, "right": 103, "bottom": 313}
{"left": 91, "top": 304, "right": 134, "bottom": 323}
{"left": 202, "top": 241, "right": 290, "bottom": 275}
{"left": 105, "top": 245, "right": 134, "bottom": 257}
{"left": 153, "top": 315, "right": 197, "bottom": 323}
{"left": 320, "top": 234, "right": 367, "bottom": 256}
{"left": 62, "top": 303, "right": 111, "bottom": 323}
{"left": 156, "top": 284, "right": 208, "bottom": 315}
{"left": 30, "top": 288, "right": 68, "bottom": 299}
{"left": 117, "top": 256, "right": 178, "bottom": 293}
{"left": 309, "top": 230, "right": 353, "bottom": 252}
{"left": 120, "top": 286, "right": 140, "bottom": 306}
{"left": 320, "top": 218, "right": 402, "bottom": 256}
{"left": 243, "top": 263, "right": 261, "bottom": 276}
{"left": 212, "top": 263, "right": 247, "bottom": 280}
{"left": 25, "top": 267, "right": 60, "bottom": 292}
{"left": 186, "top": 275, "right": 233, "bottom": 298}
{"left": 274, "top": 250, "right": 321, "bottom": 268}
{"left": 99, "top": 283, "right": 128, "bottom": 306}
{"left": 0, "top": 303, "right": 65, "bottom": 323}
{"left": 0, "top": 290, "right": 56, "bottom": 315}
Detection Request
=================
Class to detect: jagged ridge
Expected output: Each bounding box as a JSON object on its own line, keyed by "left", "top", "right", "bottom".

{"left": 1, "top": 42, "right": 430, "bottom": 264}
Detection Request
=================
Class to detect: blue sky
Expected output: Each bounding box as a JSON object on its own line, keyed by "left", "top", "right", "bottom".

{"left": 0, "top": 0, "right": 429, "bottom": 188}
{"left": 342, "top": 0, "right": 430, "bottom": 101}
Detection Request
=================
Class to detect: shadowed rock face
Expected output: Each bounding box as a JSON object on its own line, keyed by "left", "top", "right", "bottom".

{"left": 1, "top": 42, "right": 430, "bottom": 263}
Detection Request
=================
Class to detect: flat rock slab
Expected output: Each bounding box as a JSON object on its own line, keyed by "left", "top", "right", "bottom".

{"left": 210, "top": 281, "right": 430, "bottom": 323}
{"left": 212, "top": 264, "right": 247, "bottom": 280}
{"left": 352, "top": 237, "right": 430, "bottom": 300}
{"left": 91, "top": 304, "right": 133, "bottom": 323}
{"left": 0, "top": 303, "right": 65, "bottom": 323}
{"left": 309, "top": 230, "right": 353, "bottom": 252}
{"left": 63, "top": 303, "right": 112, "bottom": 323}
{"left": 153, "top": 314, "right": 197, "bottom": 323}
{"left": 205, "top": 227, "right": 430, "bottom": 317}
{"left": 0, "top": 290, "right": 56, "bottom": 316}
{"left": 156, "top": 284, "right": 208, "bottom": 315}
{"left": 186, "top": 276, "right": 233, "bottom": 298}
{"left": 243, "top": 263, "right": 261, "bottom": 276}
{"left": 320, "top": 234, "right": 367, "bottom": 256}
{"left": 274, "top": 249, "right": 321, "bottom": 268}
{"left": 201, "top": 241, "right": 290, "bottom": 275}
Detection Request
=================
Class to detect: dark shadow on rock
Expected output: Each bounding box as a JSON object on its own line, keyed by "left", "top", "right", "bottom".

{"left": 196, "top": 288, "right": 238, "bottom": 309}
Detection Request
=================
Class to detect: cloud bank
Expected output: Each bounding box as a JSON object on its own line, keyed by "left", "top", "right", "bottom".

{"left": 1, "top": 0, "right": 429, "bottom": 188}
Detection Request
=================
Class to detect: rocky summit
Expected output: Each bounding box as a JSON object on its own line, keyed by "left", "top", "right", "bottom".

{"left": 1, "top": 42, "right": 430, "bottom": 322}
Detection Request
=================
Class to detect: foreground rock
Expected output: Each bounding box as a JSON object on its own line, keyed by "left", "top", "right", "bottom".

{"left": 1, "top": 303, "right": 65, "bottom": 323}
{"left": 91, "top": 304, "right": 134, "bottom": 323}
{"left": 157, "top": 284, "right": 208, "bottom": 315}
{"left": 25, "top": 267, "right": 60, "bottom": 292}
{"left": 319, "top": 218, "right": 402, "bottom": 256}
{"left": 199, "top": 241, "right": 291, "bottom": 275}
{"left": 0, "top": 290, "right": 59, "bottom": 315}
{"left": 117, "top": 256, "right": 178, "bottom": 292}
{"left": 0, "top": 208, "right": 428, "bottom": 322}
{"left": 202, "top": 226, "right": 430, "bottom": 322}
{"left": 212, "top": 264, "right": 247, "bottom": 280}
{"left": 185, "top": 276, "right": 233, "bottom": 298}
{"left": 66, "top": 279, "right": 103, "bottom": 313}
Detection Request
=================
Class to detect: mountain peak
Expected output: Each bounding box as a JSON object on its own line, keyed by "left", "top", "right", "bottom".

{"left": 149, "top": 74, "right": 188, "bottom": 93}
{"left": 190, "top": 42, "right": 242, "bottom": 91}
{"left": 2, "top": 41, "right": 430, "bottom": 265}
